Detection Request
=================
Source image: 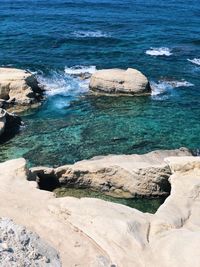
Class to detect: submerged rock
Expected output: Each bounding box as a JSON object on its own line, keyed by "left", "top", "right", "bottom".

{"left": 0, "top": 154, "right": 200, "bottom": 266}
{"left": 0, "top": 108, "right": 22, "bottom": 140}
{"left": 89, "top": 68, "right": 151, "bottom": 95}
{"left": 31, "top": 148, "right": 192, "bottom": 198}
{"left": 0, "top": 218, "right": 61, "bottom": 267}
{"left": 0, "top": 67, "right": 43, "bottom": 112}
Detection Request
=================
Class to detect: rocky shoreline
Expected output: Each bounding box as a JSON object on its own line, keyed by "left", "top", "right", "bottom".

{"left": 0, "top": 154, "right": 200, "bottom": 266}
{"left": 0, "top": 67, "right": 199, "bottom": 267}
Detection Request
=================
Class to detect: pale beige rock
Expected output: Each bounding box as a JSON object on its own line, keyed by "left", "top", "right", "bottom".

{"left": 165, "top": 156, "right": 200, "bottom": 173}
{"left": 0, "top": 68, "right": 43, "bottom": 109}
{"left": 0, "top": 156, "right": 200, "bottom": 267}
{"left": 89, "top": 68, "right": 151, "bottom": 95}
{"left": 0, "top": 159, "right": 113, "bottom": 267}
{"left": 148, "top": 157, "right": 200, "bottom": 267}
{"left": 41, "top": 148, "right": 191, "bottom": 198}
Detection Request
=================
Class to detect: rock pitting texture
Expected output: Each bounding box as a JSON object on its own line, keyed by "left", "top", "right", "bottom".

{"left": 89, "top": 68, "right": 151, "bottom": 95}
{"left": 0, "top": 154, "right": 200, "bottom": 267}
{"left": 0, "top": 218, "right": 61, "bottom": 267}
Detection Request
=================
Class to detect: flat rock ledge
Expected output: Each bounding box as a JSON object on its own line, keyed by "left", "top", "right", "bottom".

{"left": 89, "top": 68, "right": 151, "bottom": 95}
{"left": 31, "top": 148, "right": 192, "bottom": 198}
{"left": 0, "top": 154, "right": 200, "bottom": 267}
{"left": 0, "top": 218, "right": 61, "bottom": 267}
{"left": 0, "top": 108, "right": 22, "bottom": 140}
{"left": 0, "top": 67, "right": 43, "bottom": 112}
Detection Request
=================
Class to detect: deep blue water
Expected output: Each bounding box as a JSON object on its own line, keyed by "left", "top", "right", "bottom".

{"left": 0, "top": 0, "right": 200, "bottom": 166}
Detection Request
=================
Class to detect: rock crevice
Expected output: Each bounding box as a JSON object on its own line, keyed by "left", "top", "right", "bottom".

{"left": 31, "top": 148, "right": 191, "bottom": 198}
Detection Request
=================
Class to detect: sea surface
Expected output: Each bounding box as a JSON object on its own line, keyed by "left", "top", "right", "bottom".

{"left": 0, "top": 0, "right": 200, "bottom": 167}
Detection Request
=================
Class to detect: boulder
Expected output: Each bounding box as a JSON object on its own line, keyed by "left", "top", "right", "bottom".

{"left": 0, "top": 67, "right": 43, "bottom": 111}
{"left": 0, "top": 156, "right": 200, "bottom": 266}
{"left": 0, "top": 108, "right": 22, "bottom": 140}
{"left": 31, "top": 148, "right": 192, "bottom": 198}
{"left": 89, "top": 68, "right": 151, "bottom": 95}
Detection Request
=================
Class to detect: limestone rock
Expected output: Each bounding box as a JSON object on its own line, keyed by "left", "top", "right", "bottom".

{"left": 0, "top": 158, "right": 115, "bottom": 267}
{"left": 0, "top": 67, "right": 43, "bottom": 111}
{"left": 0, "top": 156, "right": 200, "bottom": 267}
{"left": 89, "top": 68, "right": 151, "bottom": 95}
{"left": 0, "top": 217, "right": 61, "bottom": 267}
{"left": 31, "top": 148, "right": 192, "bottom": 198}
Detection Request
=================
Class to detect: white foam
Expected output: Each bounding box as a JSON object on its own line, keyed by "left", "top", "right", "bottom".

{"left": 187, "top": 58, "right": 200, "bottom": 66}
{"left": 146, "top": 47, "right": 172, "bottom": 56}
{"left": 151, "top": 80, "right": 194, "bottom": 97}
{"left": 166, "top": 80, "right": 194, "bottom": 88}
{"left": 37, "top": 67, "right": 94, "bottom": 99}
{"left": 73, "top": 30, "right": 109, "bottom": 38}
{"left": 64, "top": 65, "right": 96, "bottom": 75}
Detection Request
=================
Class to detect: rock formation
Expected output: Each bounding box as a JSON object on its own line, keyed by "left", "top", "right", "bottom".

{"left": 0, "top": 155, "right": 200, "bottom": 267}
{"left": 0, "top": 218, "right": 61, "bottom": 267}
{"left": 89, "top": 68, "right": 151, "bottom": 95}
{"left": 0, "top": 108, "right": 22, "bottom": 140}
{"left": 0, "top": 67, "right": 43, "bottom": 112}
{"left": 31, "top": 148, "right": 192, "bottom": 197}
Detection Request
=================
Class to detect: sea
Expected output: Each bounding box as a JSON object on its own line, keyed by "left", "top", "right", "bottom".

{"left": 0, "top": 0, "right": 200, "bottom": 166}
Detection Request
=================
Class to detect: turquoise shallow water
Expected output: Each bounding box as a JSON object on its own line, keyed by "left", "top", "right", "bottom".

{"left": 0, "top": 0, "right": 200, "bottom": 166}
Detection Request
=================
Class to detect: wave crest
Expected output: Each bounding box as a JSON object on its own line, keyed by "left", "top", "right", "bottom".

{"left": 151, "top": 80, "right": 194, "bottom": 98}
{"left": 64, "top": 65, "right": 96, "bottom": 75}
{"left": 187, "top": 58, "right": 200, "bottom": 66}
{"left": 146, "top": 47, "right": 172, "bottom": 56}
{"left": 73, "top": 30, "right": 109, "bottom": 38}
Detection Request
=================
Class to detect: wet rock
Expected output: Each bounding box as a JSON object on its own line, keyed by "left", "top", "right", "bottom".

{"left": 0, "top": 108, "right": 22, "bottom": 141}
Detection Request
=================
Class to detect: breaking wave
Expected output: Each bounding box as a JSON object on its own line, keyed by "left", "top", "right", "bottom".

{"left": 146, "top": 47, "right": 172, "bottom": 56}
{"left": 37, "top": 66, "right": 96, "bottom": 109}
{"left": 187, "top": 58, "right": 200, "bottom": 66}
{"left": 151, "top": 79, "right": 194, "bottom": 99}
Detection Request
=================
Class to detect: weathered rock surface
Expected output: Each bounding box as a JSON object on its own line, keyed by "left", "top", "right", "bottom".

{"left": 0, "top": 218, "right": 61, "bottom": 267}
{"left": 0, "top": 155, "right": 200, "bottom": 267}
{"left": 31, "top": 148, "right": 192, "bottom": 197}
{"left": 0, "top": 68, "right": 43, "bottom": 111}
{"left": 89, "top": 68, "right": 151, "bottom": 95}
{"left": 0, "top": 108, "right": 22, "bottom": 140}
